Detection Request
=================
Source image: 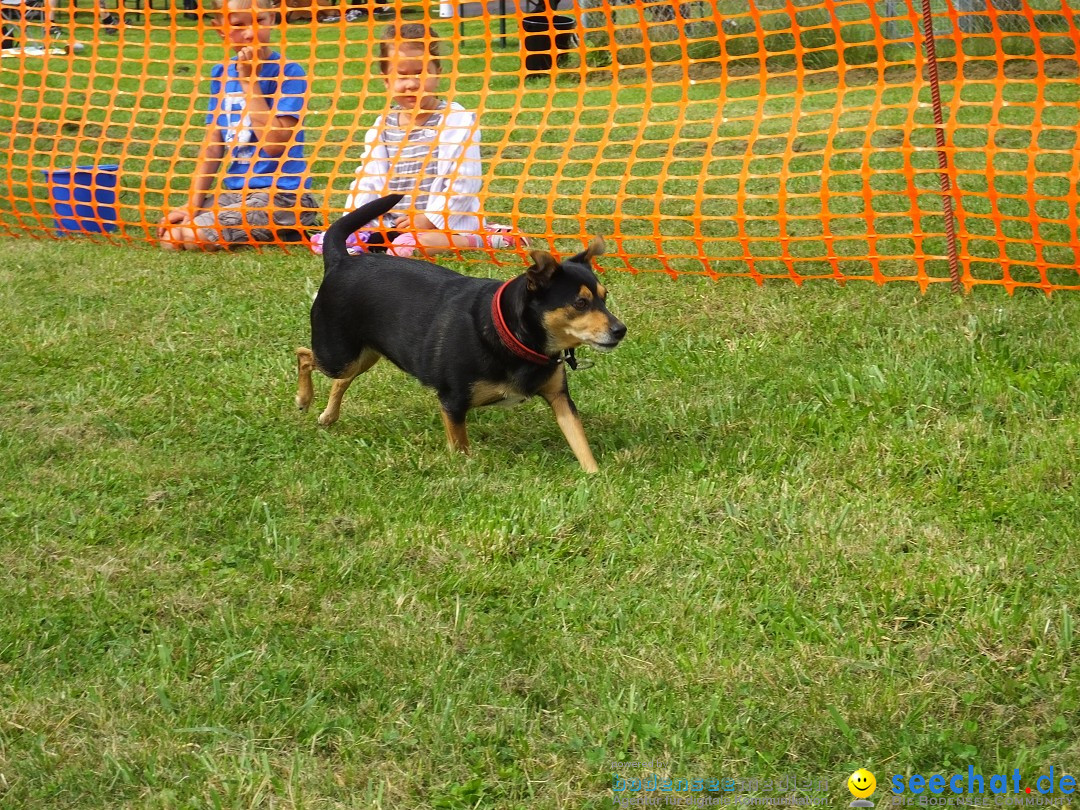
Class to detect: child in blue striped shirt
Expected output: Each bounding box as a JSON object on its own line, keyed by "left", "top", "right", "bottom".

{"left": 158, "top": 0, "right": 319, "bottom": 250}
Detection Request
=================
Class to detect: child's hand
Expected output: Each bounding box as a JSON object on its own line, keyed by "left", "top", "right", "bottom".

{"left": 412, "top": 213, "right": 436, "bottom": 230}
{"left": 234, "top": 46, "right": 258, "bottom": 81}
{"left": 392, "top": 214, "right": 437, "bottom": 232}
{"left": 158, "top": 207, "right": 191, "bottom": 238}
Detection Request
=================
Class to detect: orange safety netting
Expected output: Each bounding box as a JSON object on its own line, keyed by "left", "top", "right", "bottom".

{"left": 1, "top": 0, "right": 1079, "bottom": 291}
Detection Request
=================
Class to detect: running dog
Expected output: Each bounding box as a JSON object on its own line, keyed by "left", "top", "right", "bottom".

{"left": 296, "top": 194, "right": 626, "bottom": 472}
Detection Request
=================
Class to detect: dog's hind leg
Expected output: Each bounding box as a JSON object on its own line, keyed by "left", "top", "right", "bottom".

{"left": 318, "top": 349, "right": 381, "bottom": 426}
{"left": 539, "top": 369, "right": 599, "bottom": 473}
{"left": 296, "top": 347, "right": 316, "bottom": 411}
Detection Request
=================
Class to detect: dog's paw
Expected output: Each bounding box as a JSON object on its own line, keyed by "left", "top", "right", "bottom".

{"left": 317, "top": 410, "right": 338, "bottom": 427}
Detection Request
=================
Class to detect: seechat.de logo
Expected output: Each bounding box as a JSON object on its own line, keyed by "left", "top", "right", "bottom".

{"left": 891, "top": 767, "right": 1078, "bottom": 796}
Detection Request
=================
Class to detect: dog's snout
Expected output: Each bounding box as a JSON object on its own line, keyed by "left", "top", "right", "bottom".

{"left": 610, "top": 320, "right": 627, "bottom": 342}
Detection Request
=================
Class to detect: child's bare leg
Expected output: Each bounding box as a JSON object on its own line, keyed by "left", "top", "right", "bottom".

{"left": 392, "top": 231, "right": 474, "bottom": 257}
{"left": 159, "top": 230, "right": 183, "bottom": 251}
{"left": 160, "top": 224, "right": 222, "bottom": 252}
{"left": 416, "top": 231, "right": 467, "bottom": 255}
{"left": 160, "top": 224, "right": 195, "bottom": 251}
{"left": 445, "top": 233, "right": 476, "bottom": 251}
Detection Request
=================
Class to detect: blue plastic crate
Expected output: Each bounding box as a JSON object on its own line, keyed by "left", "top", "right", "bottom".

{"left": 41, "top": 164, "right": 119, "bottom": 236}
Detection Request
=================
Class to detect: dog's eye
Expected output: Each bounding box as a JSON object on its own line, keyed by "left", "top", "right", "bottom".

{"left": 573, "top": 297, "right": 589, "bottom": 311}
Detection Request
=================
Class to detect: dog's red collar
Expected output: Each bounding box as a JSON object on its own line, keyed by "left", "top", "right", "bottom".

{"left": 492, "top": 280, "right": 555, "bottom": 366}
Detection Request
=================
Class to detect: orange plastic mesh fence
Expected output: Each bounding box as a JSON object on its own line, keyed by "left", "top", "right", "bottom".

{"left": 1, "top": 0, "right": 1079, "bottom": 290}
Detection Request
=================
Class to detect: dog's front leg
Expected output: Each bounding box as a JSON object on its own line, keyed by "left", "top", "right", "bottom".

{"left": 540, "top": 369, "right": 599, "bottom": 473}
{"left": 439, "top": 400, "right": 470, "bottom": 455}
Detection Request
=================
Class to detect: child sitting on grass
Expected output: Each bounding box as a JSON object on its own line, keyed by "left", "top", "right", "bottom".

{"left": 310, "top": 22, "right": 527, "bottom": 258}
{"left": 158, "top": 0, "right": 319, "bottom": 251}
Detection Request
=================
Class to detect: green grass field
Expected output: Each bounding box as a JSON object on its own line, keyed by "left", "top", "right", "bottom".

{"left": 2, "top": 236, "right": 1079, "bottom": 808}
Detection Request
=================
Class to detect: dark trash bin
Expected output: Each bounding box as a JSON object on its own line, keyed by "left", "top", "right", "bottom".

{"left": 521, "top": 14, "right": 577, "bottom": 73}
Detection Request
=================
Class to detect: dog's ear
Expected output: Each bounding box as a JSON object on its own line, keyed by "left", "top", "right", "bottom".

{"left": 527, "top": 250, "right": 560, "bottom": 291}
{"left": 569, "top": 236, "right": 606, "bottom": 266}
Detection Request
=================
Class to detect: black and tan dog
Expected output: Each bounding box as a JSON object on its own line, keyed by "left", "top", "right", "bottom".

{"left": 295, "top": 194, "right": 627, "bottom": 472}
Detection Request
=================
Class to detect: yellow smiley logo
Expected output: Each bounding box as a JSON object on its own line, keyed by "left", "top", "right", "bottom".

{"left": 848, "top": 769, "right": 877, "bottom": 799}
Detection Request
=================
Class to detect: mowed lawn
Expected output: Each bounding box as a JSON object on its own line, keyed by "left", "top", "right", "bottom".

{"left": 1, "top": 236, "right": 1079, "bottom": 808}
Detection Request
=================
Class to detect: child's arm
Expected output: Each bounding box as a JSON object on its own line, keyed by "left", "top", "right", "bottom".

{"left": 158, "top": 125, "right": 226, "bottom": 234}
{"left": 422, "top": 108, "right": 483, "bottom": 231}
{"left": 190, "top": 126, "right": 227, "bottom": 209}
{"left": 344, "top": 120, "right": 391, "bottom": 212}
{"left": 234, "top": 48, "right": 304, "bottom": 159}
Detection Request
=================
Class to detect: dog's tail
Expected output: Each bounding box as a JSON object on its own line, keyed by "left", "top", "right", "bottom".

{"left": 322, "top": 194, "right": 405, "bottom": 271}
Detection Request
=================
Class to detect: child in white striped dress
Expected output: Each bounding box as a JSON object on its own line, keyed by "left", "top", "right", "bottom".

{"left": 311, "top": 23, "right": 528, "bottom": 258}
